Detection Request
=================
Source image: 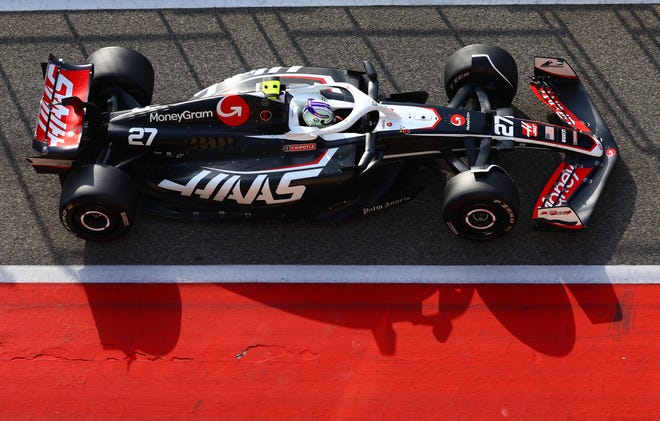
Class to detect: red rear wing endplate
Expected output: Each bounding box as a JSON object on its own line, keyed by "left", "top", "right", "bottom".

{"left": 33, "top": 55, "right": 92, "bottom": 158}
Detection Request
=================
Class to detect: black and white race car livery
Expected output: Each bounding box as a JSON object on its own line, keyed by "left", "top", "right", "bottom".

{"left": 29, "top": 44, "right": 618, "bottom": 241}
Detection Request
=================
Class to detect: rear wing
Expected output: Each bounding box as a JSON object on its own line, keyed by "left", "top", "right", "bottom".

{"left": 30, "top": 55, "right": 92, "bottom": 171}
{"left": 529, "top": 57, "right": 618, "bottom": 230}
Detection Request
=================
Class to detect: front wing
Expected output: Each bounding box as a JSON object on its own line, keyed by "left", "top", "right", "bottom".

{"left": 529, "top": 57, "right": 619, "bottom": 230}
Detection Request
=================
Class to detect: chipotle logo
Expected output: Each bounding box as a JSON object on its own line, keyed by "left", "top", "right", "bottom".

{"left": 283, "top": 143, "right": 316, "bottom": 152}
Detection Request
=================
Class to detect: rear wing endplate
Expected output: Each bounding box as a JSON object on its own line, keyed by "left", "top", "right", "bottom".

{"left": 33, "top": 55, "right": 92, "bottom": 159}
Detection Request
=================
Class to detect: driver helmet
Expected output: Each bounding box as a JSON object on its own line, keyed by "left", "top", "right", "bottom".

{"left": 302, "top": 97, "right": 334, "bottom": 127}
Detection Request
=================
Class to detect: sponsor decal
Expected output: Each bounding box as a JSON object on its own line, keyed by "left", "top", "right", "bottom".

{"left": 605, "top": 148, "right": 617, "bottom": 157}
{"left": 561, "top": 129, "right": 567, "bottom": 143}
{"left": 541, "top": 163, "right": 589, "bottom": 207}
{"left": 544, "top": 126, "right": 555, "bottom": 140}
{"left": 362, "top": 196, "right": 412, "bottom": 216}
{"left": 35, "top": 63, "right": 90, "bottom": 148}
{"left": 531, "top": 85, "right": 590, "bottom": 132}
{"left": 216, "top": 95, "right": 250, "bottom": 126}
{"left": 160, "top": 170, "right": 321, "bottom": 205}
{"left": 259, "top": 110, "right": 272, "bottom": 122}
{"left": 150, "top": 109, "right": 213, "bottom": 123}
{"left": 158, "top": 149, "right": 336, "bottom": 205}
{"left": 536, "top": 206, "right": 582, "bottom": 228}
{"left": 159, "top": 169, "right": 318, "bottom": 205}
{"left": 521, "top": 121, "right": 538, "bottom": 138}
{"left": 450, "top": 114, "right": 466, "bottom": 127}
{"left": 538, "top": 208, "right": 572, "bottom": 216}
{"left": 283, "top": 143, "right": 316, "bottom": 153}
{"left": 40, "top": 72, "right": 73, "bottom": 146}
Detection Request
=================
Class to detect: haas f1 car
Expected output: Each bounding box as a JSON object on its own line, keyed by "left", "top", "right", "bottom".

{"left": 29, "top": 44, "right": 618, "bottom": 241}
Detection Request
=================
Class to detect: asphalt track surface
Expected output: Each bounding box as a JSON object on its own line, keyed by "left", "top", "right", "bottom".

{"left": 0, "top": 4, "right": 658, "bottom": 267}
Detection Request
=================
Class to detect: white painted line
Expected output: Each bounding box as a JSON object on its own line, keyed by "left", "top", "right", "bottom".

{"left": 0, "top": 265, "right": 658, "bottom": 284}
{"left": 0, "top": 0, "right": 653, "bottom": 11}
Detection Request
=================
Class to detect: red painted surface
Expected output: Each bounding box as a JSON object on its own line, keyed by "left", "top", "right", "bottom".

{"left": 1, "top": 283, "right": 658, "bottom": 420}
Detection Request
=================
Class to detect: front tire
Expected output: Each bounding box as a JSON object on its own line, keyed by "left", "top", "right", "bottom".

{"left": 444, "top": 44, "right": 518, "bottom": 108}
{"left": 442, "top": 168, "right": 519, "bottom": 240}
{"left": 59, "top": 165, "right": 137, "bottom": 241}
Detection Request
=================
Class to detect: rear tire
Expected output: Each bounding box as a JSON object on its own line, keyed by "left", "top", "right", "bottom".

{"left": 59, "top": 165, "right": 137, "bottom": 241}
{"left": 442, "top": 168, "right": 519, "bottom": 240}
{"left": 444, "top": 44, "right": 518, "bottom": 107}
{"left": 86, "top": 46, "right": 154, "bottom": 107}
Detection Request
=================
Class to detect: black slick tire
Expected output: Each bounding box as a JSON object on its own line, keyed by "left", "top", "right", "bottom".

{"left": 59, "top": 164, "right": 138, "bottom": 241}
{"left": 442, "top": 169, "right": 519, "bottom": 240}
{"left": 86, "top": 46, "right": 154, "bottom": 107}
{"left": 444, "top": 44, "right": 518, "bottom": 107}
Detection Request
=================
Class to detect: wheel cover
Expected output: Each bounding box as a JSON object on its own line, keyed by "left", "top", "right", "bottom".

{"left": 79, "top": 210, "right": 112, "bottom": 232}
{"left": 465, "top": 207, "right": 496, "bottom": 230}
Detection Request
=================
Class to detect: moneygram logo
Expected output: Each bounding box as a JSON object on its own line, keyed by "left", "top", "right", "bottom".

{"left": 150, "top": 109, "right": 213, "bottom": 123}
{"left": 216, "top": 95, "right": 250, "bottom": 126}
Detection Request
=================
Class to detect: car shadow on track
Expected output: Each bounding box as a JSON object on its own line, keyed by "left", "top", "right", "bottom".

{"left": 81, "top": 282, "right": 182, "bottom": 366}
{"left": 226, "top": 283, "right": 472, "bottom": 356}
{"left": 76, "top": 279, "right": 623, "bottom": 360}
{"left": 223, "top": 281, "right": 622, "bottom": 357}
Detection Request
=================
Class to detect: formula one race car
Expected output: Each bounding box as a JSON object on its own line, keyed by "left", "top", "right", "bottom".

{"left": 29, "top": 44, "right": 618, "bottom": 241}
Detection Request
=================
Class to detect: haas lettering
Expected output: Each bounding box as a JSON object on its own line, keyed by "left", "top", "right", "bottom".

{"left": 39, "top": 65, "right": 74, "bottom": 146}
{"left": 159, "top": 168, "right": 322, "bottom": 205}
